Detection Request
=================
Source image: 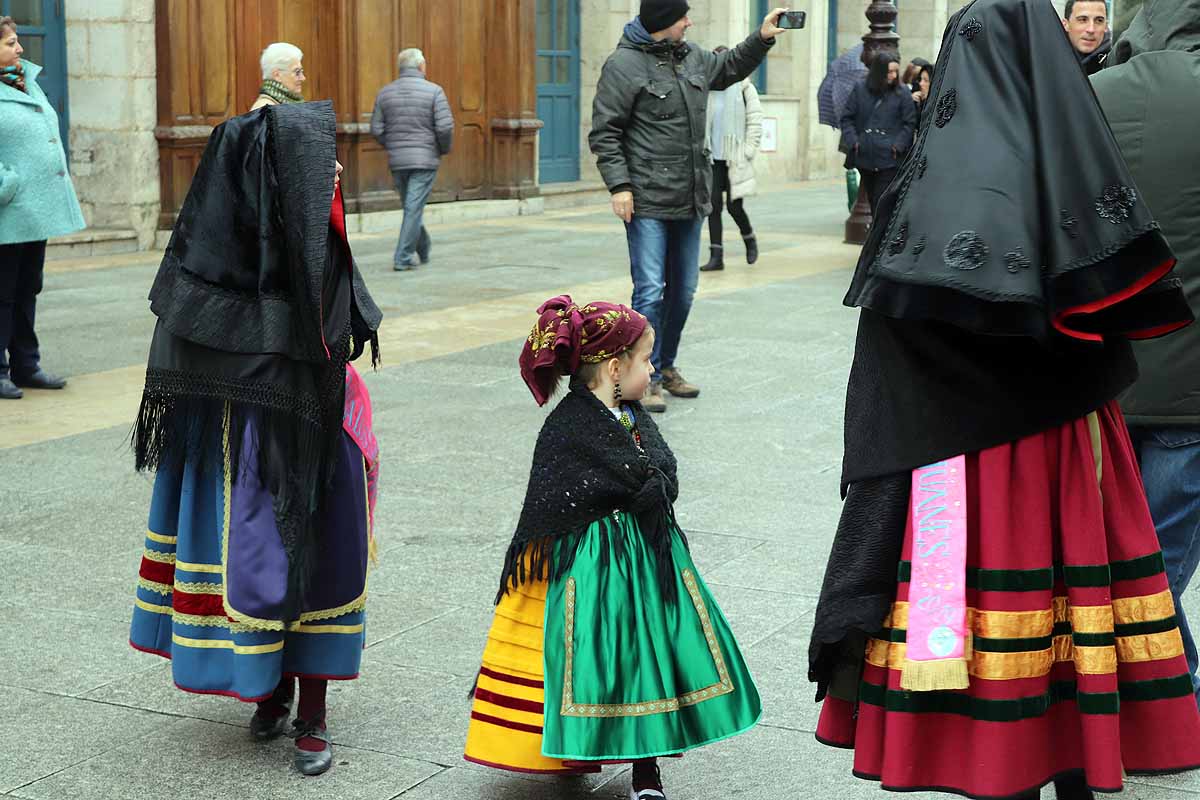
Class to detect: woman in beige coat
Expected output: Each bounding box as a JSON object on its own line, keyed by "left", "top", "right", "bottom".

{"left": 701, "top": 50, "right": 763, "bottom": 272}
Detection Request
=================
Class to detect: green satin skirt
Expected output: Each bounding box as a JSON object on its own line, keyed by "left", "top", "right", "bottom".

{"left": 541, "top": 511, "right": 762, "bottom": 760}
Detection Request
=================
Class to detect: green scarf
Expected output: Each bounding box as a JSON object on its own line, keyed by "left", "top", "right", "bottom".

{"left": 1, "top": 63, "right": 26, "bottom": 93}
{"left": 258, "top": 78, "right": 302, "bottom": 105}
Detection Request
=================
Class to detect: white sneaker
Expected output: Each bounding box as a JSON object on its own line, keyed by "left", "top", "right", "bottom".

{"left": 629, "top": 790, "right": 666, "bottom": 800}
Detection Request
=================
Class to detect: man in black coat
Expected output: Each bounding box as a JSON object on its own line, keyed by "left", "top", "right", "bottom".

{"left": 588, "top": 0, "right": 787, "bottom": 412}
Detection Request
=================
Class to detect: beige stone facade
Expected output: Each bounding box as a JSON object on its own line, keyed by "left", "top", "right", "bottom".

{"left": 64, "top": 0, "right": 158, "bottom": 250}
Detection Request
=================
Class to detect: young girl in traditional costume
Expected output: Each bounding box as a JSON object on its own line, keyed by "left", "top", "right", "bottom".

{"left": 809, "top": 1, "right": 1200, "bottom": 798}
{"left": 128, "top": 101, "right": 382, "bottom": 777}
{"left": 464, "top": 296, "right": 761, "bottom": 800}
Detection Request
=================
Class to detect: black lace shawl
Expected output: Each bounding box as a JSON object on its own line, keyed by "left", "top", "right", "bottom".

{"left": 132, "top": 101, "right": 382, "bottom": 619}
{"left": 498, "top": 381, "right": 683, "bottom": 603}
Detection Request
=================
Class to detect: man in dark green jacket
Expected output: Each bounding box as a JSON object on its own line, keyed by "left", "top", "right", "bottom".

{"left": 589, "top": 1, "right": 787, "bottom": 411}
{"left": 1092, "top": 0, "right": 1200, "bottom": 706}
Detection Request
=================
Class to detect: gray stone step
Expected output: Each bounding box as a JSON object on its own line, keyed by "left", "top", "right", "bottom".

{"left": 46, "top": 228, "right": 140, "bottom": 260}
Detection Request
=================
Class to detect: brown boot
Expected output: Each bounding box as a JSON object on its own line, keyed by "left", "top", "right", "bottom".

{"left": 641, "top": 382, "right": 666, "bottom": 413}
{"left": 660, "top": 367, "right": 699, "bottom": 398}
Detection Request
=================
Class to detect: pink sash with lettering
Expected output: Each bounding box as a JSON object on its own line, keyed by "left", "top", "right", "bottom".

{"left": 902, "top": 455, "right": 970, "bottom": 691}
{"left": 343, "top": 364, "right": 379, "bottom": 550}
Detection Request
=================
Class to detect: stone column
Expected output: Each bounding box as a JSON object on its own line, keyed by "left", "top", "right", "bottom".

{"left": 66, "top": 0, "right": 159, "bottom": 249}
{"left": 488, "top": 0, "right": 542, "bottom": 199}
{"left": 845, "top": 0, "right": 899, "bottom": 245}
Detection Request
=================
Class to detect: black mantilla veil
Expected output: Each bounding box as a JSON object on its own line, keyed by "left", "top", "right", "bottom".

{"left": 845, "top": 0, "right": 1191, "bottom": 343}
{"left": 131, "top": 100, "right": 382, "bottom": 620}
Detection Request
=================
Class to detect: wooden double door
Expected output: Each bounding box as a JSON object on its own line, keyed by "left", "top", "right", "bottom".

{"left": 155, "top": 0, "right": 541, "bottom": 228}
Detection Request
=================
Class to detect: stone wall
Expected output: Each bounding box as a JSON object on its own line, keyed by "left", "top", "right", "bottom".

{"left": 65, "top": 0, "right": 159, "bottom": 248}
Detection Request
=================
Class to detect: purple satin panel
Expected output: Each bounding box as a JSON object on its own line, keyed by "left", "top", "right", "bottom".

{"left": 303, "top": 430, "right": 370, "bottom": 614}
{"left": 226, "top": 425, "right": 369, "bottom": 622}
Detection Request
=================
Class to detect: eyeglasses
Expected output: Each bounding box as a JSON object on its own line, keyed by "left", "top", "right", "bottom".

{"left": 292, "top": 67, "right": 305, "bottom": 78}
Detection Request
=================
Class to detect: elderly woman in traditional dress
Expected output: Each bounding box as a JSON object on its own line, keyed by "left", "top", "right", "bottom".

{"left": 251, "top": 42, "right": 306, "bottom": 110}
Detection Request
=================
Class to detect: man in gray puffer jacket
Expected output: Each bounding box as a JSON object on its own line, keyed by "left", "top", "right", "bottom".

{"left": 1093, "top": 0, "right": 1200, "bottom": 705}
{"left": 589, "top": 0, "right": 787, "bottom": 412}
{"left": 371, "top": 48, "right": 454, "bottom": 270}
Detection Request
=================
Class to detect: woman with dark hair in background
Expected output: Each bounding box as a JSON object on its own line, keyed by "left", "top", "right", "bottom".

{"left": 912, "top": 62, "right": 934, "bottom": 133}
{"left": 839, "top": 52, "right": 916, "bottom": 220}
{"left": 907, "top": 57, "right": 933, "bottom": 98}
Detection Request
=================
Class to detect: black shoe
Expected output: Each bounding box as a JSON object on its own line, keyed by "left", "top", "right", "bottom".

{"left": 249, "top": 708, "right": 291, "bottom": 741}
{"left": 292, "top": 717, "right": 333, "bottom": 776}
{"left": 744, "top": 233, "right": 758, "bottom": 265}
{"left": 13, "top": 368, "right": 66, "bottom": 390}
{"left": 0, "top": 378, "right": 22, "bottom": 399}
{"left": 700, "top": 245, "right": 724, "bottom": 272}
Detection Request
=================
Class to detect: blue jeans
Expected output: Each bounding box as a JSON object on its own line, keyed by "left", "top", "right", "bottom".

{"left": 392, "top": 169, "right": 437, "bottom": 267}
{"left": 1129, "top": 426, "right": 1200, "bottom": 705}
{"left": 624, "top": 216, "right": 703, "bottom": 381}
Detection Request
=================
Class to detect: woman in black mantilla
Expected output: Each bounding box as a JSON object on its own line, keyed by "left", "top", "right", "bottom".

{"left": 810, "top": 1, "right": 1200, "bottom": 798}
{"left": 128, "top": 100, "right": 383, "bottom": 777}
{"left": 463, "top": 296, "right": 760, "bottom": 800}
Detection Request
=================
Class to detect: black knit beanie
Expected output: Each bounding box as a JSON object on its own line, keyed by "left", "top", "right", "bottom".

{"left": 639, "top": 0, "right": 690, "bottom": 34}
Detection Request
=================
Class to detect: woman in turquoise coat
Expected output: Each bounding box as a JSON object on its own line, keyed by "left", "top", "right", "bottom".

{"left": 0, "top": 16, "right": 85, "bottom": 400}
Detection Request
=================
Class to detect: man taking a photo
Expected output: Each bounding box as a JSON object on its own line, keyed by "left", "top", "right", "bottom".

{"left": 589, "top": 2, "right": 790, "bottom": 412}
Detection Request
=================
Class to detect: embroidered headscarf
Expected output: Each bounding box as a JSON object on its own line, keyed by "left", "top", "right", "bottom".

{"left": 519, "top": 295, "right": 648, "bottom": 406}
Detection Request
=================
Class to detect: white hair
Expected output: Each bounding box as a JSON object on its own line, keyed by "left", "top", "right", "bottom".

{"left": 397, "top": 48, "right": 426, "bottom": 71}
{"left": 260, "top": 42, "right": 303, "bottom": 80}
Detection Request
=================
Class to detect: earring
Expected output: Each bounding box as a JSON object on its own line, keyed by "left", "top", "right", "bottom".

{"left": 613, "top": 381, "right": 623, "bottom": 406}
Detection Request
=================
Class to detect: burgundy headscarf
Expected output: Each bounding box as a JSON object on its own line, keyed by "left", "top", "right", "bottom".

{"left": 519, "top": 295, "right": 649, "bottom": 406}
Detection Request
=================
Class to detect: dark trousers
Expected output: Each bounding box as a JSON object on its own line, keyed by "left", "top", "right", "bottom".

{"left": 0, "top": 240, "right": 47, "bottom": 379}
{"left": 707, "top": 161, "right": 753, "bottom": 247}
{"left": 859, "top": 167, "right": 897, "bottom": 220}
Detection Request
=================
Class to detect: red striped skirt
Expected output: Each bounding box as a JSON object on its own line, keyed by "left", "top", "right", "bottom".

{"left": 817, "top": 401, "right": 1200, "bottom": 797}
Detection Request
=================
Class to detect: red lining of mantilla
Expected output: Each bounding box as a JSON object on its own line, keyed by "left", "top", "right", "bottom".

{"left": 1053, "top": 257, "right": 1176, "bottom": 342}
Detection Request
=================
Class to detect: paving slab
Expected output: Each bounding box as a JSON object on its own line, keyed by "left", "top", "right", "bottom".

{"left": 0, "top": 606, "right": 157, "bottom": 697}
{"left": 0, "top": 689, "right": 173, "bottom": 794}
{"left": 8, "top": 717, "right": 440, "bottom": 800}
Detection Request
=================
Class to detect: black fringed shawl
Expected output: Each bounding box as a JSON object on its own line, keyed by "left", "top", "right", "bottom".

{"left": 132, "top": 101, "right": 381, "bottom": 620}
{"left": 498, "top": 381, "right": 683, "bottom": 603}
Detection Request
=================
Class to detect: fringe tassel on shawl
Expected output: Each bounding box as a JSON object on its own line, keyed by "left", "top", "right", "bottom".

{"left": 495, "top": 507, "right": 686, "bottom": 606}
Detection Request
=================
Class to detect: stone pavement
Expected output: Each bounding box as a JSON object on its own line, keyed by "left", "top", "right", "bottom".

{"left": 2, "top": 181, "right": 1200, "bottom": 799}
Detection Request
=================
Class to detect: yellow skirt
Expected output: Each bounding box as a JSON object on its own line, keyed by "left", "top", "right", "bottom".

{"left": 464, "top": 575, "right": 599, "bottom": 774}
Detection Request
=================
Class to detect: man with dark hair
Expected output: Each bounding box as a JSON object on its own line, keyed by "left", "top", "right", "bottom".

{"left": 1093, "top": 0, "right": 1200, "bottom": 707}
{"left": 589, "top": 1, "right": 789, "bottom": 412}
{"left": 1064, "top": 0, "right": 1111, "bottom": 74}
